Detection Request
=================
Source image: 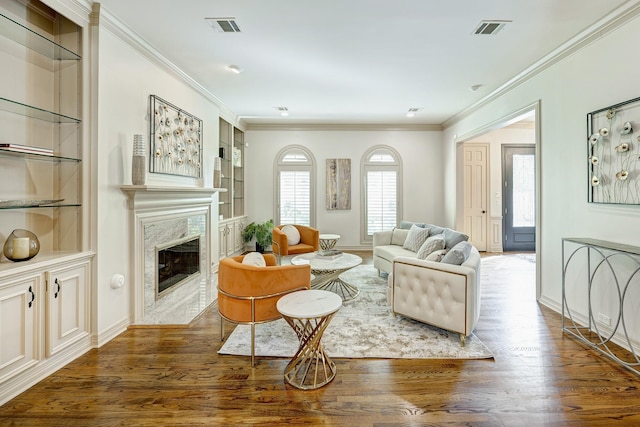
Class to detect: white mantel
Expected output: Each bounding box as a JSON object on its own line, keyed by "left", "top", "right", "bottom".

{"left": 121, "top": 185, "right": 225, "bottom": 324}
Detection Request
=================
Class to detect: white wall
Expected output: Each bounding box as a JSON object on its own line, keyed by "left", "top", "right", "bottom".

{"left": 442, "top": 12, "right": 640, "bottom": 342}
{"left": 244, "top": 129, "right": 443, "bottom": 248}
{"left": 94, "top": 25, "right": 223, "bottom": 341}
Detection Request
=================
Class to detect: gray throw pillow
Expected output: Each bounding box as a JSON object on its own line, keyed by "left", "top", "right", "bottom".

{"left": 403, "top": 225, "right": 430, "bottom": 252}
{"left": 423, "top": 223, "right": 446, "bottom": 235}
{"left": 441, "top": 241, "right": 473, "bottom": 265}
{"left": 443, "top": 228, "right": 469, "bottom": 249}
{"left": 416, "top": 234, "right": 446, "bottom": 259}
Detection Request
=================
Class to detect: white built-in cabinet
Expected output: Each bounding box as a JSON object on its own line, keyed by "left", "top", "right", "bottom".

{"left": 0, "top": 252, "right": 92, "bottom": 404}
{"left": 218, "top": 216, "right": 247, "bottom": 260}
{"left": 0, "top": 0, "right": 93, "bottom": 406}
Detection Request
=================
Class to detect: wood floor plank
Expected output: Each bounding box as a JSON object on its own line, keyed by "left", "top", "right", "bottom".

{"left": 1, "top": 252, "right": 639, "bottom": 426}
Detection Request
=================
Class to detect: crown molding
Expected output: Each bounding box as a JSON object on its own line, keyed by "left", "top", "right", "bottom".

{"left": 244, "top": 123, "right": 442, "bottom": 132}
{"left": 442, "top": 0, "right": 640, "bottom": 130}
{"left": 96, "top": 4, "right": 239, "bottom": 124}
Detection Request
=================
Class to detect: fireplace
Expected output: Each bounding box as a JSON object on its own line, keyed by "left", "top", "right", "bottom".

{"left": 156, "top": 236, "right": 200, "bottom": 299}
{"left": 121, "top": 185, "right": 221, "bottom": 325}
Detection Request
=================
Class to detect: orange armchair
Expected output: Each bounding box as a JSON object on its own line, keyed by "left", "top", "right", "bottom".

{"left": 272, "top": 224, "right": 320, "bottom": 256}
{"left": 218, "top": 253, "right": 311, "bottom": 365}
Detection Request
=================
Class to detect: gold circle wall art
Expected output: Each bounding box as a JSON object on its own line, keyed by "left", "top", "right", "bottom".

{"left": 587, "top": 96, "right": 640, "bottom": 205}
{"left": 149, "top": 95, "right": 203, "bottom": 178}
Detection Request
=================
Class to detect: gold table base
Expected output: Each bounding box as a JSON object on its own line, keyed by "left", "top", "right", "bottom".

{"left": 310, "top": 268, "right": 360, "bottom": 301}
{"left": 281, "top": 312, "right": 338, "bottom": 390}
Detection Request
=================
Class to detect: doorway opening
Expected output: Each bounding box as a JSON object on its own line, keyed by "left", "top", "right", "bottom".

{"left": 456, "top": 101, "right": 540, "bottom": 299}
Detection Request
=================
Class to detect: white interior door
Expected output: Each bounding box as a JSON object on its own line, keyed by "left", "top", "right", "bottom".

{"left": 463, "top": 143, "right": 488, "bottom": 251}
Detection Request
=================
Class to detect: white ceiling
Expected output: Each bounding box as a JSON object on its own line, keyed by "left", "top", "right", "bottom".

{"left": 97, "top": 0, "right": 630, "bottom": 126}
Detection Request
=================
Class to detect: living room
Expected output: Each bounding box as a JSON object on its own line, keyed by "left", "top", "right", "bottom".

{"left": 2, "top": 0, "right": 640, "bottom": 423}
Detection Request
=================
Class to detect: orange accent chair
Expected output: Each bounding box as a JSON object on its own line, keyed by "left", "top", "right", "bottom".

{"left": 272, "top": 224, "right": 320, "bottom": 256}
{"left": 218, "top": 253, "right": 311, "bottom": 365}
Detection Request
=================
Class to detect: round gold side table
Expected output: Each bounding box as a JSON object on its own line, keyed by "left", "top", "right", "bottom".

{"left": 276, "top": 289, "right": 342, "bottom": 390}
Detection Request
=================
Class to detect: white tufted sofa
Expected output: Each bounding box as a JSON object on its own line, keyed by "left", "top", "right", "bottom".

{"left": 388, "top": 246, "right": 481, "bottom": 346}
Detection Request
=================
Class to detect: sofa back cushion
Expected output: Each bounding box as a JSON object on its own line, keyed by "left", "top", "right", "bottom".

{"left": 403, "top": 225, "right": 431, "bottom": 252}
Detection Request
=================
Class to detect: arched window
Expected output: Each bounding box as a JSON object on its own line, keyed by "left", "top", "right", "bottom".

{"left": 361, "top": 146, "right": 402, "bottom": 242}
{"left": 274, "top": 145, "right": 316, "bottom": 226}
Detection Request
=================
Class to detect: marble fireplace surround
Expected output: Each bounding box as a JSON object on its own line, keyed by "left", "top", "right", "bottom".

{"left": 121, "top": 185, "right": 222, "bottom": 325}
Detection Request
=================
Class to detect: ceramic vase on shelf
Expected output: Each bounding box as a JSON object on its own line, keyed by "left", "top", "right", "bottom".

{"left": 3, "top": 229, "right": 40, "bottom": 262}
{"left": 132, "top": 134, "right": 147, "bottom": 185}
{"left": 214, "top": 157, "right": 222, "bottom": 188}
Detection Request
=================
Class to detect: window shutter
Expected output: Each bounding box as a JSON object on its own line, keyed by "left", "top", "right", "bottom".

{"left": 279, "top": 171, "right": 311, "bottom": 225}
{"left": 367, "top": 170, "right": 397, "bottom": 235}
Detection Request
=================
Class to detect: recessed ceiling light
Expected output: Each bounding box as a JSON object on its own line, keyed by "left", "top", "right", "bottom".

{"left": 406, "top": 107, "right": 421, "bottom": 118}
{"left": 274, "top": 106, "right": 289, "bottom": 116}
{"left": 227, "top": 64, "right": 243, "bottom": 74}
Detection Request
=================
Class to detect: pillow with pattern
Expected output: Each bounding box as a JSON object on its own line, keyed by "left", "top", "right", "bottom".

{"left": 402, "top": 224, "right": 431, "bottom": 252}
{"left": 416, "top": 234, "right": 446, "bottom": 259}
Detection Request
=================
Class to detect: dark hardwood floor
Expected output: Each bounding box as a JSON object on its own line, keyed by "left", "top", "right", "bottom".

{"left": 1, "top": 252, "right": 639, "bottom": 426}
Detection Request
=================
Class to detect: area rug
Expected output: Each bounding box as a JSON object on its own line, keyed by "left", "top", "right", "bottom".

{"left": 218, "top": 264, "right": 493, "bottom": 360}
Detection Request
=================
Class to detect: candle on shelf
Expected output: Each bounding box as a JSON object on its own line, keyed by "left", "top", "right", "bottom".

{"left": 12, "top": 237, "right": 30, "bottom": 259}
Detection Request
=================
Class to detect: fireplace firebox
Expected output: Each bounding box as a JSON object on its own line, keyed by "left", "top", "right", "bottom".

{"left": 156, "top": 236, "right": 200, "bottom": 299}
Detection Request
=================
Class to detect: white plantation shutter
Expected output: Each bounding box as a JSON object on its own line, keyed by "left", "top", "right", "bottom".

{"left": 275, "top": 146, "right": 316, "bottom": 227}
{"left": 361, "top": 146, "right": 402, "bottom": 242}
{"left": 367, "top": 170, "right": 397, "bottom": 234}
{"left": 279, "top": 170, "right": 311, "bottom": 225}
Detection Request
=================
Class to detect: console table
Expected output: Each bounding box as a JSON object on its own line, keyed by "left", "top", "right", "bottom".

{"left": 562, "top": 237, "right": 640, "bottom": 376}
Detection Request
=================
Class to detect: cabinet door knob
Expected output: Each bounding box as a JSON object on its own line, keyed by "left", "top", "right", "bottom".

{"left": 54, "top": 278, "right": 61, "bottom": 299}
{"left": 28, "top": 285, "right": 35, "bottom": 308}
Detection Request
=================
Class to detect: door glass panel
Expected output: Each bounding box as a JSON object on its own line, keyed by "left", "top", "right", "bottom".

{"left": 512, "top": 154, "right": 535, "bottom": 227}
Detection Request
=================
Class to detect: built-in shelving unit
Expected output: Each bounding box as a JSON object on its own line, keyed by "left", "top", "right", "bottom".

{"left": 0, "top": 0, "right": 93, "bottom": 406}
{"left": 218, "top": 118, "right": 246, "bottom": 260}
{"left": 0, "top": 4, "right": 83, "bottom": 255}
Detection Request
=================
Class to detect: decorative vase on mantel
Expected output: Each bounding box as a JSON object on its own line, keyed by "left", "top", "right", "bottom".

{"left": 3, "top": 229, "right": 40, "bottom": 262}
{"left": 132, "top": 134, "right": 147, "bottom": 185}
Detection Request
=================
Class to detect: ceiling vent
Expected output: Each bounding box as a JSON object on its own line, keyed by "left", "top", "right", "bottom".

{"left": 473, "top": 20, "right": 510, "bottom": 35}
{"left": 205, "top": 18, "right": 241, "bottom": 33}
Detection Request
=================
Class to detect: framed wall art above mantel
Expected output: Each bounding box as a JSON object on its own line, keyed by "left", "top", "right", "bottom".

{"left": 587, "top": 96, "right": 640, "bottom": 205}
{"left": 149, "top": 95, "right": 203, "bottom": 178}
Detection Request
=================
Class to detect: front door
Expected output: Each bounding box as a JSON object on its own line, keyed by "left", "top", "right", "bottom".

{"left": 502, "top": 145, "right": 535, "bottom": 252}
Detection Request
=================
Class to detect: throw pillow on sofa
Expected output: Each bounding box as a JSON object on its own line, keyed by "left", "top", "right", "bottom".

{"left": 281, "top": 225, "right": 301, "bottom": 245}
{"left": 425, "top": 249, "right": 447, "bottom": 262}
{"left": 391, "top": 228, "right": 410, "bottom": 246}
{"left": 403, "top": 224, "right": 431, "bottom": 252}
{"left": 416, "top": 234, "right": 446, "bottom": 259}
{"left": 442, "top": 228, "right": 469, "bottom": 249}
{"left": 441, "top": 241, "right": 473, "bottom": 265}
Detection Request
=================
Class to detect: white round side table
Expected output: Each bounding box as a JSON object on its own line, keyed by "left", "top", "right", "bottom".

{"left": 276, "top": 289, "right": 342, "bottom": 390}
{"left": 319, "top": 233, "right": 340, "bottom": 250}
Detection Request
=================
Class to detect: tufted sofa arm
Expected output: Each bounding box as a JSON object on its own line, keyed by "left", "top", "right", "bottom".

{"left": 389, "top": 247, "right": 481, "bottom": 345}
